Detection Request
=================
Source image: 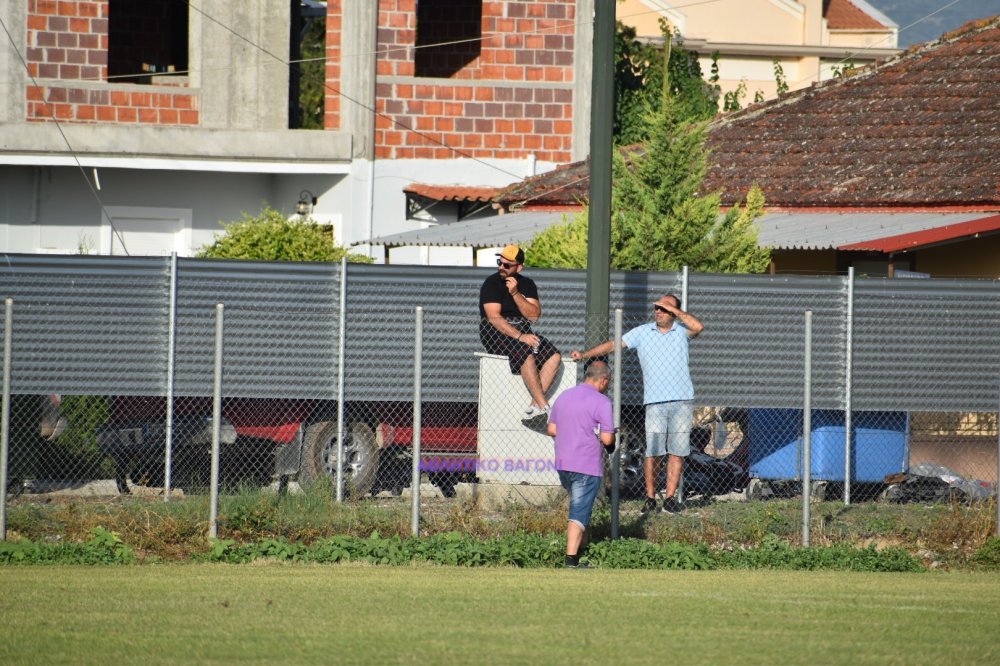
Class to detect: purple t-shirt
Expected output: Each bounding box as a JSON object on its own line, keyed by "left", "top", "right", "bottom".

{"left": 548, "top": 383, "right": 616, "bottom": 477}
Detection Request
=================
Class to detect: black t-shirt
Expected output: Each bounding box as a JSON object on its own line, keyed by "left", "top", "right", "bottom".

{"left": 478, "top": 271, "right": 539, "bottom": 321}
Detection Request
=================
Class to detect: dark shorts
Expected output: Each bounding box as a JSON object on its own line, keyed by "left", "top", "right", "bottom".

{"left": 480, "top": 318, "right": 560, "bottom": 374}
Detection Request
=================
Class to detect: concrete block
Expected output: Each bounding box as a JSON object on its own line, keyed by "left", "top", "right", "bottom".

{"left": 455, "top": 481, "right": 564, "bottom": 512}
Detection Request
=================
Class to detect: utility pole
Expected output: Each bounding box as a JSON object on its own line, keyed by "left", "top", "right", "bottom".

{"left": 585, "top": 0, "right": 615, "bottom": 348}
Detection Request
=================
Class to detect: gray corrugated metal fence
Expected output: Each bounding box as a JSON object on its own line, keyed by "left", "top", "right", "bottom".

{"left": 1, "top": 253, "right": 999, "bottom": 411}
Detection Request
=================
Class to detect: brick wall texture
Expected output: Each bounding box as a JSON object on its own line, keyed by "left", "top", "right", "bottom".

{"left": 328, "top": 0, "right": 577, "bottom": 162}
{"left": 323, "top": 0, "right": 343, "bottom": 131}
{"left": 25, "top": 0, "right": 199, "bottom": 126}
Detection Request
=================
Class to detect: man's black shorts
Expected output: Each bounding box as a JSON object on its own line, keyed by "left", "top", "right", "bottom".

{"left": 479, "top": 318, "right": 559, "bottom": 374}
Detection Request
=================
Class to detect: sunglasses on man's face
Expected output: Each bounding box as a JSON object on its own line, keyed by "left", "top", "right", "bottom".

{"left": 653, "top": 305, "right": 673, "bottom": 314}
{"left": 497, "top": 259, "right": 518, "bottom": 269}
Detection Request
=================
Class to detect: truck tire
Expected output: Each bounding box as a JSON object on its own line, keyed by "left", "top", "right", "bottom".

{"left": 301, "top": 420, "right": 379, "bottom": 497}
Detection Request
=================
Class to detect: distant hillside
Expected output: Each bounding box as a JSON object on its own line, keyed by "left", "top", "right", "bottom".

{"left": 866, "top": 0, "right": 998, "bottom": 47}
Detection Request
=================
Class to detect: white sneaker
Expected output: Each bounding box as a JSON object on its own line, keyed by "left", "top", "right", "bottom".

{"left": 523, "top": 404, "right": 549, "bottom": 419}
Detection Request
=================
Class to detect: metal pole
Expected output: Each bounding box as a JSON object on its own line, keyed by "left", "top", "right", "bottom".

{"left": 0, "top": 298, "right": 12, "bottom": 540}
{"left": 802, "top": 310, "right": 813, "bottom": 547}
{"left": 680, "top": 265, "right": 689, "bottom": 310}
{"left": 164, "top": 253, "right": 178, "bottom": 502}
{"left": 336, "top": 257, "right": 347, "bottom": 502}
{"left": 208, "top": 304, "right": 224, "bottom": 539}
{"left": 584, "top": 0, "right": 615, "bottom": 349}
{"left": 678, "top": 266, "right": 689, "bottom": 502}
{"left": 996, "top": 378, "right": 999, "bottom": 536}
{"left": 843, "top": 267, "right": 854, "bottom": 505}
{"left": 411, "top": 306, "right": 423, "bottom": 537}
{"left": 611, "top": 308, "right": 623, "bottom": 539}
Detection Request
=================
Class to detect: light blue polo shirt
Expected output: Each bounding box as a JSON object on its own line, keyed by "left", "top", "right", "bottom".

{"left": 621, "top": 321, "right": 694, "bottom": 404}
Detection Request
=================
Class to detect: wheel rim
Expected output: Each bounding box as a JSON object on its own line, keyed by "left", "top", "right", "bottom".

{"left": 319, "top": 423, "right": 375, "bottom": 484}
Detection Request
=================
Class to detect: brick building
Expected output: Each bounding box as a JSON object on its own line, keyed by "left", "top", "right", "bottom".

{"left": 1, "top": 1, "right": 594, "bottom": 264}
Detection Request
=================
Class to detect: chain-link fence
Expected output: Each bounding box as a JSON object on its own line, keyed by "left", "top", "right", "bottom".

{"left": 1, "top": 255, "right": 998, "bottom": 540}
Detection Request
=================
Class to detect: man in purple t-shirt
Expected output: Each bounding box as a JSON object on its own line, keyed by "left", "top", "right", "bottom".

{"left": 547, "top": 360, "right": 617, "bottom": 568}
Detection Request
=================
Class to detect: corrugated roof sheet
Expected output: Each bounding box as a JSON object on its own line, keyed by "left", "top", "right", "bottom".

{"left": 364, "top": 210, "right": 999, "bottom": 253}
{"left": 360, "top": 211, "right": 575, "bottom": 248}
{"left": 838, "top": 213, "right": 1000, "bottom": 251}
{"left": 757, "top": 211, "right": 996, "bottom": 250}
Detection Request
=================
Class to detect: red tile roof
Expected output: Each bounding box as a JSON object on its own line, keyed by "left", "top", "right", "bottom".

{"left": 825, "top": 0, "right": 887, "bottom": 31}
{"left": 704, "top": 16, "right": 1000, "bottom": 208}
{"left": 403, "top": 183, "right": 503, "bottom": 203}
{"left": 493, "top": 17, "right": 1000, "bottom": 212}
{"left": 493, "top": 160, "right": 591, "bottom": 209}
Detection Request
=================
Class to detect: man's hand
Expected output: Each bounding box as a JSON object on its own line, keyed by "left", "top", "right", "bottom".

{"left": 519, "top": 332, "right": 540, "bottom": 347}
{"left": 504, "top": 276, "right": 518, "bottom": 295}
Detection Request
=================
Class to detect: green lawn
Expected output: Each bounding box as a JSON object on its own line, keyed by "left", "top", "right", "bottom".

{"left": 2, "top": 565, "right": 997, "bottom": 665}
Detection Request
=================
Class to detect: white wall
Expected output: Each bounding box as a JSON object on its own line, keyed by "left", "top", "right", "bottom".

{"left": 0, "top": 165, "right": 347, "bottom": 256}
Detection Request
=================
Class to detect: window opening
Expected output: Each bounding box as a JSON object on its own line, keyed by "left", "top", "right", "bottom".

{"left": 108, "top": 0, "right": 189, "bottom": 84}
{"left": 415, "top": 0, "right": 482, "bottom": 78}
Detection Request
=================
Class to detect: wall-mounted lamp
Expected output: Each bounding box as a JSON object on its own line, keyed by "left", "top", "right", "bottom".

{"left": 296, "top": 190, "right": 317, "bottom": 216}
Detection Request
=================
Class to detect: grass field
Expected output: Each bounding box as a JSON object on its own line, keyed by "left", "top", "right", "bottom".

{"left": 2, "top": 565, "right": 997, "bottom": 665}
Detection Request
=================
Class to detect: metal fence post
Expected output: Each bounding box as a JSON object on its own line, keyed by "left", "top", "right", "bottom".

{"left": 336, "top": 257, "right": 347, "bottom": 502}
{"left": 208, "top": 303, "right": 224, "bottom": 539}
{"left": 843, "top": 267, "right": 855, "bottom": 505}
{"left": 611, "top": 308, "right": 623, "bottom": 539}
{"left": 802, "top": 310, "right": 813, "bottom": 547}
{"left": 164, "top": 253, "right": 178, "bottom": 502}
{"left": 678, "top": 266, "right": 689, "bottom": 502}
{"left": 680, "top": 265, "right": 689, "bottom": 309}
{"left": 411, "top": 306, "right": 423, "bottom": 537}
{"left": 0, "top": 298, "right": 12, "bottom": 540}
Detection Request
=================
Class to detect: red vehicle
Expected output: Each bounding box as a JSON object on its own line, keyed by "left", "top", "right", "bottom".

{"left": 97, "top": 396, "right": 479, "bottom": 496}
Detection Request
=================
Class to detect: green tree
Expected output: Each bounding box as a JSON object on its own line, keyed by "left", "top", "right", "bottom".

{"left": 524, "top": 212, "right": 589, "bottom": 269}
{"left": 297, "top": 15, "right": 326, "bottom": 129}
{"left": 198, "top": 206, "right": 371, "bottom": 263}
{"left": 527, "top": 19, "right": 768, "bottom": 274}
{"left": 612, "top": 95, "right": 769, "bottom": 273}
{"left": 526, "top": 100, "right": 769, "bottom": 273}
{"left": 614, "top": 20, "right": 718, "bottom": 146}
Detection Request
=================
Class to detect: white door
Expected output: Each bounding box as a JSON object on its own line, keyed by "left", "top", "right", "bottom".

{"left": 103, "top": 206, "right": 193, "bottom": 256}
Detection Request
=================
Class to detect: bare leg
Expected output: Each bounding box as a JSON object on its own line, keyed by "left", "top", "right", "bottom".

{"left": 538, "top": 352, "right": 562, "bottom": 396}
{"left": 665, "top": 454, "right": 684, "bottom": 499}
{"left": 566, "top": 520, "right": 585, "bottom": 556}
{"left": 644, "top": 456, "right": 663, "bottom": 498}
{"left": 519, "top": 355, "right": 548, "bottom": 407}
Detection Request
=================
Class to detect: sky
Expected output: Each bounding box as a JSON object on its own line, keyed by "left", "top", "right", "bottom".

{"left": 863, "top": 0, "right": 999, "bottom": 47}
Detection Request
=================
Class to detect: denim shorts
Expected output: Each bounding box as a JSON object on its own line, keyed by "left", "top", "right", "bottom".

{"left": 558, "top": 470, "right": 602, "bottom": 528}
{"left": 644, "top": 400, "right": 694, "bottom": 458}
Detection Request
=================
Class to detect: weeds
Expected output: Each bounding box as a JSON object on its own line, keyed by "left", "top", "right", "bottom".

{"left": 4, "top": 490, "right": 996, "bottom": 569}
{"left": 972, "top": 536, "right": 1000, "bottom": 569}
